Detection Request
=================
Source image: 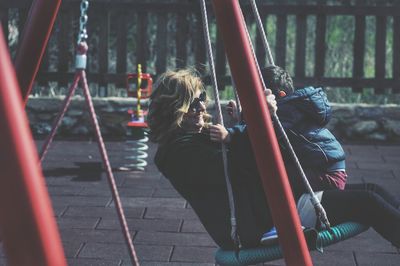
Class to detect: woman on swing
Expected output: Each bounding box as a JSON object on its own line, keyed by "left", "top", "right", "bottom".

{"left": 147, "top": 69, "right": 400, "bottom": 250}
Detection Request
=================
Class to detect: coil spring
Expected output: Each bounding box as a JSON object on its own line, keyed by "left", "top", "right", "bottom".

{"left": 123, "top": 131, "right": 149, "bottom": 171}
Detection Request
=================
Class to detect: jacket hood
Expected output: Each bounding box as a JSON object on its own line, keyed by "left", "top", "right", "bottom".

{"left": 278, "top": 86, "right": 331, "bottom": 125}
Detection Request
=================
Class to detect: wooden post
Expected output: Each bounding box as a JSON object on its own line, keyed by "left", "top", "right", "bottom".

{"left": 353, "top": 0, "right": 366, "bottom": 93}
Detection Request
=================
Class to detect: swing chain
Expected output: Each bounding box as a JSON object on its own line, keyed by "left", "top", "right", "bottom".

{"left": 75, "top": 0, "right": 89, "bottom": 70}
{"left": 77, "top": 0, "right": 89, "bottom": 44}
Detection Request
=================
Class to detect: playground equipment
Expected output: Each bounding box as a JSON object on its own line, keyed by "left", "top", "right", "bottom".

{"left": 121, "top": 64, "right": 152, "bottom": 171}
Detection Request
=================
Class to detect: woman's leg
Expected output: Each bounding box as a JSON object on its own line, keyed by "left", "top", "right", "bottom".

{"left": 345, "top": 183, "right": 400, "bottom": 209}
{"left": 321, "top": 189, "right": 400, "bottom": 248}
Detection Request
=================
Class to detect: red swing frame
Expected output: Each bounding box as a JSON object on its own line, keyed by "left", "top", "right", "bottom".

{"left": 212, "top": 1, "right": 313, "bottom": 265}
{"left": 0, "top": 0, "right": 66, "bottom": 263}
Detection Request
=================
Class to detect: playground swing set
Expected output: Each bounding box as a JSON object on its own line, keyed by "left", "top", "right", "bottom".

{"left": 0, "top": 0, "right": 371, "bottom": 266}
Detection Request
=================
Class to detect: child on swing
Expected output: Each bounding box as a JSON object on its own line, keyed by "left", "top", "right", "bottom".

{"left": 226, "top": 65, "right": 347, "bottom": 243}
{"left": 227, "top": 65, "right": 347, "bottom": 195}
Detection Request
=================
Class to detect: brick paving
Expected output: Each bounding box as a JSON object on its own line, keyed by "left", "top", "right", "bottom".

{"left": 2, "top": 140, "right": 399, "bottom": 265}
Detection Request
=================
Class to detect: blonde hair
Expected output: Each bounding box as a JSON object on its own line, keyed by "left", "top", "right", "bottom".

{"left": 147, "top": 69, "right": 209, "bottom": 144}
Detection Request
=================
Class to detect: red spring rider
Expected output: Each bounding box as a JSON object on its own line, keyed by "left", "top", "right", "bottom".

{"left": 126, "top": 64, "right": 152, "bottom": 128}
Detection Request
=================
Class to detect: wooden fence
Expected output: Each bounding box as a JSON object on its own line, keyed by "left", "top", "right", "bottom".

{"left": 1, "top": 0, "right": 400, "bottom": 96}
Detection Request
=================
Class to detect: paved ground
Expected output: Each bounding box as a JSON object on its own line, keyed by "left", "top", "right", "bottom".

{"left": 2, "top": 140, "right": 400, "bottom": 265}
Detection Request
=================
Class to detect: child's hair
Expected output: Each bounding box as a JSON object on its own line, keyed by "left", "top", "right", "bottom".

{"left": 261, "top": 65, "right": 294, "bottom": 97}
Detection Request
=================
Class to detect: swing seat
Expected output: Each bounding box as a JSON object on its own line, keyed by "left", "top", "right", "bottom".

{"left": 215, "top": 222, "right": 369, "bottom": 266}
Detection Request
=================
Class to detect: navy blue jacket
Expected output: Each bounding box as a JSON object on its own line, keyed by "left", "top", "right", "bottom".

{"left": 276, "top": 86, "right": 345, "bottom": 171}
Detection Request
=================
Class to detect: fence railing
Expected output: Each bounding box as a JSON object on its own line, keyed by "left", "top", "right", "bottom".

{"left": 1, "top": 0, "right": 399, "bottom": 96}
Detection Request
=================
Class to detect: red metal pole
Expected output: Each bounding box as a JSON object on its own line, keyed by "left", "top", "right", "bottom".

{"left": 211, "top": 1, "right": 313, "bottom": 266}
{"left": 14, "top": 0, "right": 61, "bottom": 104}
{"left": 0, "top": 28, "right": 67, "bottom": 266}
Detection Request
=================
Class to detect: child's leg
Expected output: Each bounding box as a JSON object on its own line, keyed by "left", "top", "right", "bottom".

{"left": 345, "top": 183, "right": 400, "bottom": 209}
{"left": 321, "top": 188, "right": 400, "bottom": 248}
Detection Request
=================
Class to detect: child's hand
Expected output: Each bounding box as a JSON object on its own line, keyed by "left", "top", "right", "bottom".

{"left": 226, "top": 100, "right": 240, "bottom": 123}
{"left": 209, "top": 124, "right": 231, "bottom": 143}
{"left": 265, "top": 89, "right": 277, "bottom": 114}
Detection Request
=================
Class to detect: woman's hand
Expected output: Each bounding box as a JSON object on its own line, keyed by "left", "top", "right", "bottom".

{"left": 265, "top": 89, "right": 277, "bottom": 114}
{"left": 209, "top": 124, "right": 231, "bottom": 143}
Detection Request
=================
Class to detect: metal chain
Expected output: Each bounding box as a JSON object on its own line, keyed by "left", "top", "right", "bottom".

{"left": 77, "top": 0, "right": 89, "bottom": 44}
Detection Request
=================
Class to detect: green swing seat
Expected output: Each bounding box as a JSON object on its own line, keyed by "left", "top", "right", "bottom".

{"left": 215, "top": 222, "right": 369, "bottom": 266}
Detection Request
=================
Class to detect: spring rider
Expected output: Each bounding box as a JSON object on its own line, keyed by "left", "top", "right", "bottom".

{"left": 122, "top": 64, "right": 152, "bottom": 171}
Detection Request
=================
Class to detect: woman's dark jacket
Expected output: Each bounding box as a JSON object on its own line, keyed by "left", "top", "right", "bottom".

{"left": 276, "top": 86, "right": 345, "bottom": 172}
{"left": 154, "top": 130, "right": 273, "bottom": 250}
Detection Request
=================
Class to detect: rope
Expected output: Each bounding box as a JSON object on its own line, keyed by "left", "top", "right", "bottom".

{"left": 249, "top": 0, "right": 275, "bottom": 66}
{"left": 199, "top": 0, "right": 241, "bottom": 250}
{"left": 247, "top": 0, "right": 331, "bottom": 231}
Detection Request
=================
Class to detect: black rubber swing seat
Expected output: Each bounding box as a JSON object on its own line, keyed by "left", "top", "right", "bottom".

{"left": 215, "top": 222, "right": 369, "bottom": 266}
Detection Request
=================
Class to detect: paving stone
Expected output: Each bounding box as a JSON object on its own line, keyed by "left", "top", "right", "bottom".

{"left": 311, "top": 250, "right": 356, "bottom": 266}
{"left": 376, "top": 145, "right": 400, "bottom": 156}
{"left": 67, "top": 258, "right": 122, "bottom": 266}
{"left": 152, "top": 188, "right": 181, "bottom": 198}
{"left": 60, "top": 228, "right": 129, "bottom": 244}
{"left": 118, "top": 187, "right": 155, "bottom": 197}
{"left": 57, "top": 217, "right": 100, "bottom": 229}
{"left": 263, "top": 250, "right": 357, "bottom": 266}
{"left": 392, "top": 169, "right": 400, "bottom": 179}
{"left": 345, "top": 145, "right": 378, "bottom": 155}
{"left": 345, "top": 175, "right": 364, "bottom": 184}
{"left": 382, "top": 155, "right": 400, "bottom": 163}
{"left": 47, "top": 185, "right": 85, "bottom": 196}
{"left": 79, "top": 243, "right": 172, "bottom": 261}
{"left": 45, "top": 176, "right": 82, "bottom": 186}
{"left": 63, "top": 241, "right": 84, "bottom": 258}
{"left": 134, "top": 231, "right": 216, "bottom": 247}
{"left": 97, "top": 218, "right": 182, "bottom": 232}
{"left": 263, "top": 258, "right": 286, "bottom": 265}
{"left": 136, "top": 262, "right": 215, "bottom": 266}
{"left": 52, "top": 195, "right": 112, "bottom": 207}
{"left": 118, "top": 197, "right": 186, "bottom": 208}
{"left": 346, "top": 153, "right": 384, "bottom": 163}
{"left": 79, "top": 185, "right": 154, "bottom": 197}
{"left": 345, "top": 161, "right": 358, "bottom": 169}
{"left": 355, "top": 251, "right": 400, "bottom": 266}
{"left": 122, "top": 177, "right": 172, "bottom": 189}
{"left": 52, "top": 203, "right": 69, "bottom": 217}
{"left": 357, "top": 161, "right": 400, "bottom": 171}
{"left": 346, "top": 168, "right": 395, "bottom": 179}
{"left": 171, "top": 246, "right": 216, "bottom": 263}
{"left": 324, "top": 229, "right": 397, "bottom": 253}
{"left": 181, "top": 220, "right": 207, "bottom": 233}
{"left": 144, "top": 207, "right": 197, "bottom": 220}
{"left": 63, "top": 206, "right": 145, "bottom": 219}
